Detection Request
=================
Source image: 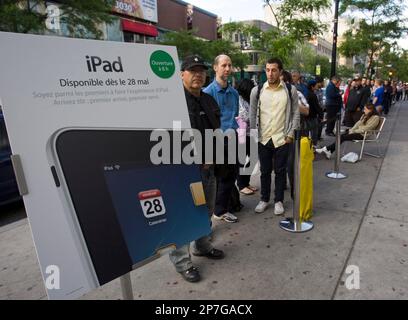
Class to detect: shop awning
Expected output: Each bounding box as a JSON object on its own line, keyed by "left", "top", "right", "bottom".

{"left": 121, "top": 19, "right": 158, "bottom": 37}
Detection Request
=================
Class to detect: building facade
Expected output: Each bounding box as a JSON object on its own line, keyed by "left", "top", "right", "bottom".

{"left": 42, "top": 0, "right": 218, "bottom": 43}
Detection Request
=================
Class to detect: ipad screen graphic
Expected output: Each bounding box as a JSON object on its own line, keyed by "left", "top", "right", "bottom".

{"left": 103, "top": 163, "right": 211, "bottom": 265}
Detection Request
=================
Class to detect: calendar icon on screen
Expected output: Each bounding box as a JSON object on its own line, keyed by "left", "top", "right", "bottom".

{"left": 138, "top": 189, "right": 166, "bottom": 218}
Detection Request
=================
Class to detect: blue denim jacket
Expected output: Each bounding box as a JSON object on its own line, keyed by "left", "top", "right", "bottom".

{"left": 204, "top": 80, "right": 239, "bottom": 132}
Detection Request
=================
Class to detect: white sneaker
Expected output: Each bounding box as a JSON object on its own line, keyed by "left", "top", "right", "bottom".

{"left": 212, "top": 212, "right": 238, "bottom": 223}
{"left": 255, "top": 201, "right": 269, "bottom": 213}
{"left": 274, "top": 201, "right": 285, "bottom": 215}
{"left": 315, "top": 146, "right": 332, "bottom": 159}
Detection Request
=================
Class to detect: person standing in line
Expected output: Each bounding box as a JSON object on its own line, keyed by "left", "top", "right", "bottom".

{"left": 204, "top": 54, "right": 240, "bottom": 223}
{"left": 235, "top": 78, "right": 258, "bottom": 196}
{"left": 344, "top": 77, "right": 365, "bottom": 127}
{"left": 291, "top": 70, "right": 308, "bottom": 97}
{"left": 305, "top": 79, "right": 323, "bottom": 147}
{"left": 169, "top": 55, "right": 225, "bottom": 283}
{"left": 324, "top": 75, "right": 343, "bottom": 136}
{"left": 250, "top": 58, "right": 300, "bottom": 215}
{"left": 383, "top": 80, "right": 392, "bottom": 115}
{"left": 373, "top": 79, "right": 385, "bottom": 114}
{"left": 314, "top": 76, "right": 325, "bottom": 141}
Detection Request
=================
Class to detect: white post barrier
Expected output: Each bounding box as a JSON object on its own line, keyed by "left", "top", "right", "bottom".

{"left": 280, "top": 130, "right": 314, "bottom": 233}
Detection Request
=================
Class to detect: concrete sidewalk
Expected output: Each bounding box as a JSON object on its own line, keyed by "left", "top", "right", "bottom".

{"left": 1, "top": 101, "right": 407, "bottom": 300}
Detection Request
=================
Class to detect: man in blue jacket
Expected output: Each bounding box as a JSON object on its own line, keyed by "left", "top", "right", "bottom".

{"left": 325, "top": 75, "right": 343, "bottom": 136}
{"left": 204, "top": 54, "right": 240, "bottom": 223}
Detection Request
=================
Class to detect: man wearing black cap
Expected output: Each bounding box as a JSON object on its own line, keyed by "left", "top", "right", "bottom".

{"left": 168, "top": 55, "right": 225, "bottom": 283}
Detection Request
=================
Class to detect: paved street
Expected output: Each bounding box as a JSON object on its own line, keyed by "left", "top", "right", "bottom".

{"left": 1, "top": 101, "right": 407, "bottom": 300}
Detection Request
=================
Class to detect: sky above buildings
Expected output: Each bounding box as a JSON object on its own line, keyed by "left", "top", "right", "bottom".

{"left": 187, "top": 0, "right": 265, "bottom": 22}
{"left": 186, "top": 0, "right": 408, "bottom": 49}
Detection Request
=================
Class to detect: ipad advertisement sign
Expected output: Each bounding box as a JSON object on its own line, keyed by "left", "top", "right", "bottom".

{"left": 0, "top": 32, "right": 210, "bottom": 299}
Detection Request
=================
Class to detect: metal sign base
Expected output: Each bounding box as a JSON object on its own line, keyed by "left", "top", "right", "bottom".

{"left": 120, "top": 273, "right": 134, "bottom": 300}
{"left": 279, "top": 218, "right": 314, "bottom": 233}
{"left": 326, "top": 171, "right": 347, "bottom": 179}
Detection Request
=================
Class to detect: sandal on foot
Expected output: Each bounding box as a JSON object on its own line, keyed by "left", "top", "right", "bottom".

{"left": 240, "top": 187, "right": 254, "bottom": 195}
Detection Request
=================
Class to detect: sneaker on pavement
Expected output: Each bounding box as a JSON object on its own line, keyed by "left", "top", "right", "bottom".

{"left": 315, "top": 146, "right": 332, "bottom": 159}
{"left": 255, "top": 201, "right": 269, "bottom": 213}
{"left": 212, "top": 212, "right": 238, "bottom": 223}
{"left": 274, "top": 201, "right": 285, "bottom": 215}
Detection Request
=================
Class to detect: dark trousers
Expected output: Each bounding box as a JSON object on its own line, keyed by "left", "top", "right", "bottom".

{"left": 287, "top": 142, "right": 295, "bottom": 200}
{"left": 259, "top": 140, "right": 289, "bottom": 203}
{"left": 327, "top": 132, "right": 364, "bottom": 152}
{"left": 383, "top": 99, "right": 391, "bottom": 115}
{"left": 237, "top": 135, "right": 251, "bottom": 190}
{"left": 317, "top": 117, "right": 323, "bottom": 140}
{"left": 302, "top": 117, "right": 318, "bottom": 146}
{"left": 325, "top": 106, "right": 339, "bottom": 134}
{"left": 214, "top": 164, "right": 238, "bottom": 216}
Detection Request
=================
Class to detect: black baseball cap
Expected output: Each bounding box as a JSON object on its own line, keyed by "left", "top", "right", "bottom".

{"left": 181, "top": 55, "right": 208, "bottom": 71}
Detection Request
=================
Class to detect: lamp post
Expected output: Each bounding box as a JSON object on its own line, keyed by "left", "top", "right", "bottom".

{"left": 331, "top": 0, "right": 340, "bottom": 78}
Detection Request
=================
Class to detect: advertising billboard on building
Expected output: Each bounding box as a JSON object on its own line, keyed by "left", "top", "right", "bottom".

{"left": 113, "top": 0, "right": 158, "bottom": 23}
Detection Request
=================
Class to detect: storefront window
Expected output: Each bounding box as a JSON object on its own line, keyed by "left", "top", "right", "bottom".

{"left": 123, "top": 31, "right": 155, "bottom": 44}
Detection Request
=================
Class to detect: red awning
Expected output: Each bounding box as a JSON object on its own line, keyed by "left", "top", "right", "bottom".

{"left": 121, "top": 19, "right": 158, "bottom": 37}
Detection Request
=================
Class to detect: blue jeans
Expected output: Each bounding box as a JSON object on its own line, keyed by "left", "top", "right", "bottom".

{"left": 169, "top": 165, "right": 215, "bottom": 272}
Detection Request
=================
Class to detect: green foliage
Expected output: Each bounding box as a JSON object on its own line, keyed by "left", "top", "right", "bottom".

{"left": 263, "top": 0, "right": 331, "bottom": 41}
{"left": 287, "top": 43, "right": 316, "bottom": 72}
{"left": 286, "top": 43, "right": 331, "bottom": 78}
{"left": 0, "top": 0, "right": 115, "bottom": 39}
{"left": 158, "top": 29, "right": 249, "bottom": 70}
{"left": 205, "top": 39, "right": 250, "bottom": 70}
{"left": 378, "top": 47, "right": 408, "bottom": 82}
{"left": 337, "top": 65, "right": 355, "bottom": 79}
{"left": 158, "top": 29, "right": 206, "bottom": 59}
{"left": 314, "top": 55, "right": 331, "bottom": 78}
{"left": 338, "top": 0, "right": 407, "bottom": 77}
{"left": 258, "top": 31, "right": 297, "bottom": 67}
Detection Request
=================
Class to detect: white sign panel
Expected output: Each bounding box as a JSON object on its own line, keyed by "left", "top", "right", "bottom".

{"left": 0, "top": 32, "right": 211, "bottom": 299}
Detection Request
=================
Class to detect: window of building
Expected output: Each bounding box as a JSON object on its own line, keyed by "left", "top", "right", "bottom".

{"left": 123, "top": 31, "right": 154, "bottom": 44}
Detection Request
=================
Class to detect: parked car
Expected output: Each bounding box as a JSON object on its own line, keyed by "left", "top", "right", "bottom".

{"left": 0, "top": 108, "right": 21, "bottom": 206}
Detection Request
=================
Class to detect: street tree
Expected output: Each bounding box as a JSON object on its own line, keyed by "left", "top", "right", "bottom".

{"left": 0, "top": 0, "right": 115, "bottom": 39}
{"left": 379, "top": 46, "right": 408, "bottom": 82}
{"left": 221, "top": 21, "right": 296, "bottom": 66}
{"left": 158, "top": 29, "right": 249, "bottom": 72}
{"left": 263, "top": 0, "right": 331, "bottom": 40}
{"left": 338, "top": 0, "right": 408, "bottom": 78}
{"left": 158, "top": 29, "right": 206, "bottom": 60}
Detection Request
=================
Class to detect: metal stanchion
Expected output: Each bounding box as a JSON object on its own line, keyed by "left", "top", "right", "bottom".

{"left": 326, "top": 113, "right": 347, "bottom": 179}
{"left": 280, "top": 130, "right": 314, "bottom": 233}
{"left": 120, "top": 272, "right": 134, "bottom": 300}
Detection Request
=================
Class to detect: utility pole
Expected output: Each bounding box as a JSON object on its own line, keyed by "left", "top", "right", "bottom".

{"left": 331, "top": 0, "right": 340, "bottom": 78}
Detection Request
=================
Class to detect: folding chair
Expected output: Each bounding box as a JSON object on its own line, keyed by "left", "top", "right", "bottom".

{"left": 353, "top": 116, "right": 386, "bottom": 160}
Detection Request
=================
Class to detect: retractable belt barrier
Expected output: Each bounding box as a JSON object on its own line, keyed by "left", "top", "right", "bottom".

{"left": 280, "top": 130, "right": 314, "bottom": 233}
{"left": 326, "top": 113, "right": 347, "bottom": 179}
